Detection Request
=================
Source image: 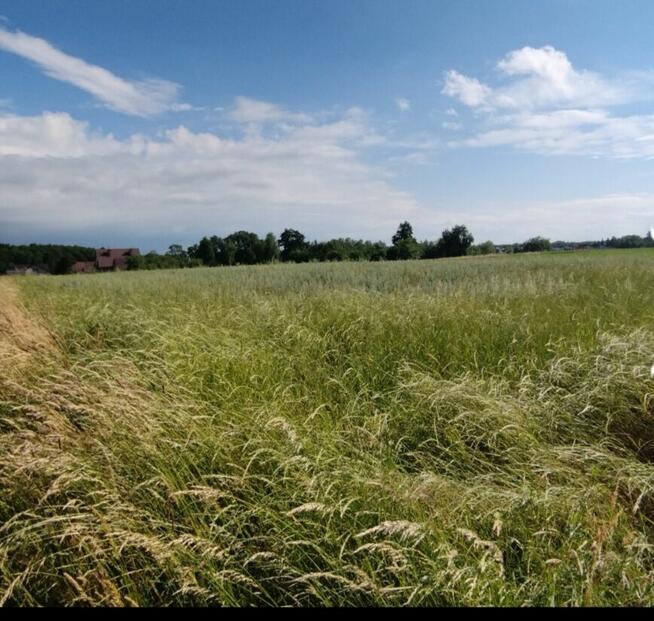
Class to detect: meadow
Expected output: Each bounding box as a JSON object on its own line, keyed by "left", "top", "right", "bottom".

{"left": 1, "top": 249, "right": 654, "bottom": 606}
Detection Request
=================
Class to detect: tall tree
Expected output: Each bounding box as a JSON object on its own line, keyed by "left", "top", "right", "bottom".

{"left": 278, "top": 228, "right": 307, "bottom": 262}
{"left": 389, "top": 221, "right": 421, "bottom": 260}
{"left": 196, "top": 236, "right": 215, "bottom": 265}
{"left": 261, "top": 232, "right": 280, "bottom": 263}
{"left": 437, "top": 225, "right": 474, "bottom": 257}
{"left": 392, "top": 221, "right": 415, "bottom": 245}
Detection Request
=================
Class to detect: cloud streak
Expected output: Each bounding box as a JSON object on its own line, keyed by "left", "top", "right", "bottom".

{"left": 229, "top": 96, "right": 313, "bottom": 124}
{"left": 0, "top": 27, "right": 182, "bottom": 116}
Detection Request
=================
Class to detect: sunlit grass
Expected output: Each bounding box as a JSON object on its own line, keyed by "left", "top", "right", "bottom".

{"left": 1, "top": 249, "right": 654, "bottom": 606}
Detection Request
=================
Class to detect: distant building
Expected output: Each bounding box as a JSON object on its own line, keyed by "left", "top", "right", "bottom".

{"left": 72, "top": 248, "right": 140, "bottom": 274}
{"left": 95, "top": 248, "right": 141, "bottom": 270}
{"left": 71, "top": 261, "right": 96, "bottom": 274}
{"left": 96, "top": 248, "right": 140, "bottom": 271}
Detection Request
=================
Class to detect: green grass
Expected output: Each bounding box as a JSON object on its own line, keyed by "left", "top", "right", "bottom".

{"left": 1, "top": 249, "right": 654, "bottom": 606}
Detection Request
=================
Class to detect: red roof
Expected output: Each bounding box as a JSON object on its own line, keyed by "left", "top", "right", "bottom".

{"left": 96, "top": 248, "right": 140, "bottom": 260}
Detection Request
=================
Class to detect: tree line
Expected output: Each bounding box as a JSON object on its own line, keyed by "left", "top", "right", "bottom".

{"left": 123, "top": 223, "right": 480, "bottom": 270}
{"left": 178, "top": 223, "right": 478, "bottom": 268}
{"left": 2, "top": 226, "right": 653, "bottom": 274}
{"left": 0, "top": 244, "right": 95, "bottom": 275}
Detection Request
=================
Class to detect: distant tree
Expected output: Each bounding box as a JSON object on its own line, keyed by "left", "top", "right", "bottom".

{"left": 0, "top": 243, "right": 95, "bottom": 274}
{"left": 421, "top": 241, "right": 441, "bottom": 260}
{"left": 438, "top": 225, "right": 474, "bottom": 257}
{"left": 53, "top": 255, "right": 72, "bottom": 275}
{"left": 127, "top": 255, "right": 144, "bottom": 270}
{"left": 166, "top": 244, "right": 186, "bottom": 258}
{"left": 389, "top": 221, "right": 421, "bottom": 260}
{"left": 261, "top": 232, "right": 280, "bottom": 263}
{"left": 388, "top": 239, "right": 422, "bottom": 260}
{"left": 196, "top": 236, "right": 216, "bottom": 265}
{"left": 392, "top": 221, "right": 415, "bottom": 246}
{"left": 278, "top": 228, "right": 308, "bottom": 262}
{"left": 207, "top": 236, "right": 224, "bottom": 265}
{"left": 467, "top": 240, "right": 496, "bottom": 256}
{"left": 225, "top": 231, "right": 261, "bottom": 265}
{"left": 605, "top": 234, "right": 652, "bottom": 249}
{"left": 518, "top": 236, "right": 551, "bottom": 253}
{"left": 223, "top": 238, "right": 237, "bottom": 266}
{"left": 368, "top": 241, "right": 388, "bottom": 261}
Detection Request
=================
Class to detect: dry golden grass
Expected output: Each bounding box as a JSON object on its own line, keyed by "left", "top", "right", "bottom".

{"left": 0, "top": 279, "right": 56, "bottom": 378}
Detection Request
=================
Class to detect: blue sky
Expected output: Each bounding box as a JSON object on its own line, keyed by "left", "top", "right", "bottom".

{"left": 1, "top": 0, "right": 654, "bottom": 250}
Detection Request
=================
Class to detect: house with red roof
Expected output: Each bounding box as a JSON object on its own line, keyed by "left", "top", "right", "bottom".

{"left": 72, "top": 248, "right": 140, "bottom": 273}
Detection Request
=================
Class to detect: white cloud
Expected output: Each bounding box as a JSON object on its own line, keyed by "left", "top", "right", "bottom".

{"left": 443, "top": 47, "right": 623, "bottom": 111}
{"left": 395, "top": 97, "right": 411, "bottom": 112}
{"left": 442, "top": 46, "right": 654, "bottom": 158}
{"left": 170, "top": 103, "right": 206, "bottom": 112}
{"left": 450, "top": 109, "right": 654, "bottom": 158}
{"left": 0, "top": 109, "right": 425, "bottom": 242}
{"left": 442, "top": 121, "right": 462, "bottom": 131}
{"left": 442, "top": 70, "right": 490, "bottom": 107}
{"left": 229, "top": 96, "right": 313, "bottom": 124}
{"left": 0, "top": 27, "right": 183, "bottom": 116}
{"left": 493, "top": 46, "right": 623, "bottom": 109}
{"left": 0, "top": 112, "right": 124, "bottom": 157}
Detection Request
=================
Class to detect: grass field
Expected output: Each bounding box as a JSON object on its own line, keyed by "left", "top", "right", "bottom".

{"left": 1, "top": 249, "right": 654, "bottom": 606}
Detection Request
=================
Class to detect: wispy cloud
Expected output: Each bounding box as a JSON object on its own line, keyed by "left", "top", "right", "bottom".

{"left": 395, "top": 98, "right": 411, "bottom": 112}
{"left": 442, "top": 46, "right": 654, "bottom": 158}
{"left": 0, "top": 27, "right": 183, "bottom": 116}
{"left": 229, "top": 96, "right": 313, "bottom": 124}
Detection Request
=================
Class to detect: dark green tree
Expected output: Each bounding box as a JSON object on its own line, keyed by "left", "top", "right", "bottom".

{"left": 225, "top": 231, "right": 260, "bottom": 265}
{"left": 196, "top": 236, "right": 216, "bottom": 265}
{"left": 392, "top": 221, "right": 415, "bottom": 246}
{"left": 519, "top": 237, "right": 551, "bottom": 253}
{"left": 278, "top": 228, "right": 308, "bottom": 262}
{"left": 436, "top": 225, "right": 474, "bottom": 258}
{"left": 389, "top": 221, "right": 421, "bottom": 260}
{"left": 166, "top": 244, "right": 186, "bottom": 258}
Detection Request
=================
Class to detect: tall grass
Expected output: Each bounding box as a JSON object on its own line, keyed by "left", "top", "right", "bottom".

{"left": 1, "top": 249, "right": 654, "bottom": 606}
